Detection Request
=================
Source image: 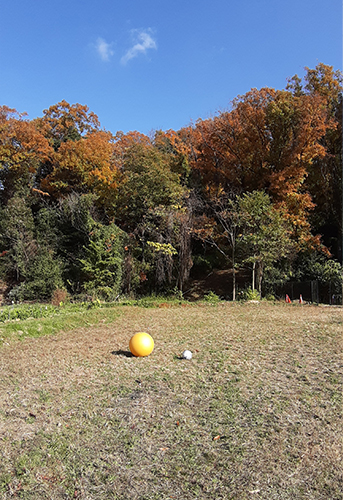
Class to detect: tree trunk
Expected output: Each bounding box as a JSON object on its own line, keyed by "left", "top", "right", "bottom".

{"left": 232, "top": 244, "right": 236, "bottom": 301}
{"left": 177, "top": 214, "right": 193, "bottom": 292}
{"left": 257, "top": 261, "right": 263, "bottom": 297}
{"left": 252, "top": 261, "right": 256, "bottom": 290}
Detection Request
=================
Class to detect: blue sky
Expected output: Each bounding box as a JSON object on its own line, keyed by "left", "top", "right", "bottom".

{"left": 0, "top": 0, "right": 341, "bottom": 135}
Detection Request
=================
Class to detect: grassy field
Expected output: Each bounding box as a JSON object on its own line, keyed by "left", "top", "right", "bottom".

{"left": 0, "top": 302, "right": 342, "bottom": 499}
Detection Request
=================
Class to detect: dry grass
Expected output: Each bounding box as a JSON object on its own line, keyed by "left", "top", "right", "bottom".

{"left": 0, "top": 302, "right": 342, "bottom": 499}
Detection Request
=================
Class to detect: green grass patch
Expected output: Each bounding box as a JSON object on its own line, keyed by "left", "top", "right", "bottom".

{"left": 0, "top": 304, "right": 123, "bottom": 345}
{"left": 0, "top": 303, "right": 58, "bottom": 322}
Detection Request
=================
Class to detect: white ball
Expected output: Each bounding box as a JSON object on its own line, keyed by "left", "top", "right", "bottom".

{"left": 182, "top": 350, "right": 192, "bottom": 360}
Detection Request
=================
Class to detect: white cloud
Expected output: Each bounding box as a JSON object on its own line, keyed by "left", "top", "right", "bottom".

{"left": 121, "top": 29, "right": 157, "bottom": 65}
{"left": 95, "top": 37, "right": 114, "bottom": 62}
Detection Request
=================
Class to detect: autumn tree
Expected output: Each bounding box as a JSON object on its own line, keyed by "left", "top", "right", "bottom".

{"left": 288, "top": 63, "right": 343, "bottom": 259}
{"left": 187, "top": 88, "right": 277, "bottom": 193}
{"left": 39, "top": 129, "right": 120, "bottom": 203}
{"left": 153, "top": 129, "right": 191, "bottom": 185}
{"left": 34, "top": 100, "right": 100, "bottom": 150}
{"left": 31, "top": 101, "right": 123, "bottom": 204}
{"left": 0, "top": 106, "right": 51, "bottom": 205}
{"left": 186, "top": 84, "right": 333, "bottom": 255}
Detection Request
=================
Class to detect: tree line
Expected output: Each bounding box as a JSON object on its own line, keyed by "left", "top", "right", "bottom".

{"left": 0, "top": 63, "right": 342, "bottom": 303}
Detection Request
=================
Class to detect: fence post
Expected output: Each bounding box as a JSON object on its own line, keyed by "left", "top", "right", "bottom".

{"left": 311, "top": 280, "right": 319, "bottom": 304}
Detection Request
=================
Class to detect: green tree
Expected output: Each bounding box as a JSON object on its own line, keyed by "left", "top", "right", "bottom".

{"left": 0, "top": 193, "right": 64, "bottom": 301}
{"left": 9, "top": 247, "right": 64, "bottom": 302}
{"left": 116, "top": 143, "right": 186, "bottom": 230}
{"left": 80, "top": 223, "right": 126, "bottom": 300}
{"left": 294, "top": 251, "right": 342, "bottom": 303}
{"left": 0, "top": 194, "right": 36, "bottom": 283}
{"left": 238, "top": 191, "right": 295, "bottom": 294}
{"left": 136, "top": 202, "right": 193, "bottom": 293}
{"left": 53, "top": 193, "right": 99, "bottom": 292}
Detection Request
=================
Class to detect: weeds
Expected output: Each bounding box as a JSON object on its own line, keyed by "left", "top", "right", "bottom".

{"left": 239, "top": 287, "right": 261, "bottom": 301}
{"left": 203, "top": 290, "right": 221, "bottom": 304}
{"left": 0, "top": 304, "right": 58, "bottom": 322}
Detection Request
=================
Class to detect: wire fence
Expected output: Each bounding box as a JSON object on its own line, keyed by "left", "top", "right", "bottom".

{"left": 275, "top": 280, "right": 342, "bottom": 305}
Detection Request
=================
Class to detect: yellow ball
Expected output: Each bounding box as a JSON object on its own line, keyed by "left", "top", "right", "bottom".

{"left": 129, "top": 332, "right": 154, "bottom": 357}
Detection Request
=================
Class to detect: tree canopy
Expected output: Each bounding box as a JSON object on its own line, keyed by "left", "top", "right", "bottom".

{"left": 0, "top": 63, "right": 342, "bottom": 302}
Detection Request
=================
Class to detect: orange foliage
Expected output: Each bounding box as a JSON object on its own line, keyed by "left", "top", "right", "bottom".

{"left": 1, "top": 75, "right": 338, "bottom": 257}
{"left": 184, "top": 87, "right": 333, "bottom": 249}
{"left": 188, "top": 88, "right": 277, "bottom": 191}
{"left": 34, "top": 100, "right": 100, "bottom": 146}
{"left": 112, "top": 130, "right": 152, "bottom": 168}
{"left": 40, "top": 130, "right": 120, "bottom": 202}
{"left": 0, "top": 106, "right": 52, "bottom": 197}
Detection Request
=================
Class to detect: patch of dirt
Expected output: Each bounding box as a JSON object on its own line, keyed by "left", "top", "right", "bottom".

{"left": 185, "top": 268, "right": 250, "bottom": 300}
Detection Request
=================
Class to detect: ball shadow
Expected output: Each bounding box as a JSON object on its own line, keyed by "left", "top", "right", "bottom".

{"left": 111, "top": 350, "right": 134, "bottom": 358}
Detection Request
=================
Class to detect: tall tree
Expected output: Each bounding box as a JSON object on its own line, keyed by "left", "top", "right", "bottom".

{"left": 80, "top": 222, "right": 126, "bottom": 300}
{"left": 237, "top": 191, "right": 295, "bottom": 293}
{"left": 34, "top": 100, "right": 100, "bottom": 150}
{"left": 0, "top": 194, "right": 36, "bottom": 283}
{"left": 115, "top": 142, "right": 186, "bottom": 230}
{"left": 187, "top": 85, "right": 333, "bottom": 253}
{"left": 287, "top": 64, "right": 343, "bottom": 259}
{"left": 33, "top": 101, "right": 122, "bottom": 202}
{"left": 138, "top": 202, "right": 193, "bottom": 293}
{"left": 187, "top": 88, "right": 277, "bottom": 193}
{"left": 192, "top": 190, "right": 242, "bottom": 300}
{"left": 39, "top": 129, "right": 120, "bottom": 202}
{"left": 0, "top": 106, "right": 51, "bottom": 204}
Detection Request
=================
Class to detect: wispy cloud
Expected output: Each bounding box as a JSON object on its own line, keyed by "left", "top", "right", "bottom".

{"left": 121, "top": 29, "right": 157, "bottom": 65}
{"left": 95, "top": 37, "right": 114, "bottom": 62}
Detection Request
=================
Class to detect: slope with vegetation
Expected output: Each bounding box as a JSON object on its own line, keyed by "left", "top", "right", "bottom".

{"left": 0, "top": 63, "right": 342, "bottom": 303}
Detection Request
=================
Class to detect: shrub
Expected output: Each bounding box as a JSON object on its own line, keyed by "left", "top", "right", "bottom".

{"left": 80, "top": 223, "right": 126, "bottom": 300}
{"left": 239, "top": 288, "right": 260, "bottom": 301}
{"left": 51, "top": 288, "right": 69, "bottom": 306}
{"left": 203, "top": 291, "right": 221, "bottom": 304}
{"left": 264, "top": 293, "right": 276, "bottom": 301}
{"left": 8, "top": 247, "right": 64, "bottom": 302}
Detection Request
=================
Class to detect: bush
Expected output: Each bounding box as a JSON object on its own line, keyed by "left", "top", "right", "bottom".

{"left": 238, "top": 288, "right": 260, "bottom": 301}
{"left": 203, "top": 291, "right": 221, "bottom": 304}
{"left": 8, "top": 247, "right": 64, "bottom": 302}
{"left": 84, "top": 286, "right": 120, "bottom": 302}
{"left": 264, "top": 293, "right": 276, "bottom": 301}
{"left": 51, "top": 288, "right": 69, "bottom": 306}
